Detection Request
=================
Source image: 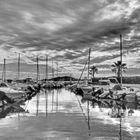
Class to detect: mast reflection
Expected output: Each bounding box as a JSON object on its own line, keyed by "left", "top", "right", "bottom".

{"left": 45, "top": 89, "right": 48, "bottom": 117}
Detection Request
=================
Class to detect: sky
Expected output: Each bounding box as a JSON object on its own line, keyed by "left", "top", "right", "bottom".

{"left": 0, "top": 0, "right": 140, "bottom": 78}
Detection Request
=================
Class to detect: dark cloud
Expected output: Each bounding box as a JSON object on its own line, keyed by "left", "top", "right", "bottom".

{"left": 0, "top": 0, "right": 140, "bottom": 73}
{"left": 90, "top": 54, "right": 120, "bottom": 64}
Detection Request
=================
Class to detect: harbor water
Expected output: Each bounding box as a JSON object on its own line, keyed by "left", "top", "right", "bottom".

{"left": 0, "top": 88, "right": 140, "bottom": 140}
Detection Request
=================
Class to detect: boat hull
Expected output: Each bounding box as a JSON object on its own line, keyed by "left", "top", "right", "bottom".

{"left": 81, "top": 86, "right": 93, "bottom": 100}
{"left": 0, "top": 87, "right": 25, "bottom": 98}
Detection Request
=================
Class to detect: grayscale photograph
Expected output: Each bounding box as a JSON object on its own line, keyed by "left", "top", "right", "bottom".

{"left": 0, "top": 0, "right": 139, "bottom": 140}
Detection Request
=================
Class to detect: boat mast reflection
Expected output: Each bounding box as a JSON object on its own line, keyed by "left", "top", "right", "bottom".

{"left": 119, "top": 112, "right": 122, "bottom": 140}
{"left": 45, "top": 89, "right": 48, "bottom": 117}
{"left": 56, "top": 89, "right": 59, "bottom": 111}
{"left": 52, "top": 89, "right": 54, "bottom": 112}
{"left": 36, "top": 93, "right": 40, "bottom": 116}
{"left": 81, "top": 96, "right": 137, "bottom": 138}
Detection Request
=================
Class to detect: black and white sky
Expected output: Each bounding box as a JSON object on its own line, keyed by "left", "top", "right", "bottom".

{"left": 0, "top": 0, "right": 140, "bottom": 77}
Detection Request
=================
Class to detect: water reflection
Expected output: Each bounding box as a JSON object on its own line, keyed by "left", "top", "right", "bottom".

{"left": 52, "top": 89, "right": 54, "bottom": 112}
{"left": 36, "top": 93, "right": 39, "bottom": 116}
{"left": 80, "top": 94, "right": 140, "bottom": 139}
{"left": 45, "top": 89, "right": 48, "bottom": 117}
{"left": 90, "top": 99, "right": 136, "bottom": 118}
{"left": 0, "top": 88, "right": 139, "bottom": 139}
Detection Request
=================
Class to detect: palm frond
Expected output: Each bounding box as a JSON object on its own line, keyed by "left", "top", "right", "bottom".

{"left": 123, "top": 69, "right": 127, "bottom": 73}
{"left": 122, "top": 66, "right": 127, "bottom": 69}
{"left": 111, "top": 64, "right": 116, "bottom": 67}
{"left": 122, "top": 63, "right": 126, "bottom": 67}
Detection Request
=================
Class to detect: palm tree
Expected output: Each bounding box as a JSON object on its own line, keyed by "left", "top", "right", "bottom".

{"left": 89, "top": 65, "right": 98, "bottom": 78}
{"left": 111, "top": 61, "right": 127, "bottom": 82}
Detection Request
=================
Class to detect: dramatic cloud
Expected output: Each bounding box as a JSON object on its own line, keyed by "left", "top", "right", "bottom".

{"left": 0, "top": 0, "right": 140, "bottom": 77}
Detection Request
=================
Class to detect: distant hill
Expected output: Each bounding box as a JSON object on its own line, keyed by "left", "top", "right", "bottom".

{"left": 47, "top": 76, "right": 78, "bottom": 81}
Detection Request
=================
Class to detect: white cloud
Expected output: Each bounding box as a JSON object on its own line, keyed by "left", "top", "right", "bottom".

{"left": 22, "top": 11, "right": 34, "bottom": 21}
{"left": 94, "top": 0, "right": 140, "bottom": 22}
{"left": 0, "top": 0, "right": 140, "bottom": 77}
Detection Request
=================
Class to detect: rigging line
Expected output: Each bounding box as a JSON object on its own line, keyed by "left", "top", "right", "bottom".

{"left": 24, "top": 100, "right": 30, "bottom": 110}
{"left": 77, "top": 61, "right": 88, "bottom": 85}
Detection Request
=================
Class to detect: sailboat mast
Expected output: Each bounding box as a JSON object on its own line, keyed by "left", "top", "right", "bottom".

{"left": 36, "top": 56, "right": 40, "bottom": 82}
{"left": 87, "top": 48, "right": 91, "bottom": 135}
{"left": 18, "top": 53, "right": 20, "bottom": 80}
{"left": 52, "top": 59, "right": 54, "bottom": 80}
{"left": 120, "top": 35, "right": 123, "bottom": 87}
{"left": 56, "top": 62, "right": 58, "bottom": 82}
{"left": 87, "top": 48, "right": 91, "bottom": 81}
{"left": 2, "top": 58, "right": 6, "bottom": 82}
{"left": 2, "top": 59, "right": 4, "bottom": 82}
{"left": 45, "top": 55, "right": 48, "bottom": 81}
{"left": 57, "top": 62, "right": 58, "bottom": 78}
{"left": 3, "top": 58, "right": 6, "bottom": 82}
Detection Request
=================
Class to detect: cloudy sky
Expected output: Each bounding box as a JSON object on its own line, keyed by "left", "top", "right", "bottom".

{"left": 0, "top": 0, "right": 140, "bottom": 78}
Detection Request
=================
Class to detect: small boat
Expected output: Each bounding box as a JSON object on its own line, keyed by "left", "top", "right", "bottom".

{"left": 95, "top": 78, "right": 139, "bottom": 102}
{"left": 0, "top": 82, "right": 25, "bottom": 98}
{"left": 80, "top": 85, "right": 93, "bottom": 100}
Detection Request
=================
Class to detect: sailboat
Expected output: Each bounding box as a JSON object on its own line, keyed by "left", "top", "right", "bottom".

{"left": 77, "top": 36, "right": 140, "bottom": 102}
{"left": 0, "top": 57, "right": 25, "bottom": 99}
{"left": 97, "top": 35, "right": 140, "bottom": 102}
{"left": 80, "top": 48, "right": 94, "bottom": 100}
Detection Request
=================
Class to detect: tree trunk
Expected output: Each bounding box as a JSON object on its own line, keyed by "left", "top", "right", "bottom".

{"left": 117, "top": 68, "right": 121, "bottom": 83}
{"left": 92, "top": 71, "right": 95, "bottom": 78}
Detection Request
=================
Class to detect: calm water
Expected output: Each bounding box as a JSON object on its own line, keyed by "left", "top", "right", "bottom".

{"left": 0, "top": 88, "right": 140, "bottom": 140}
